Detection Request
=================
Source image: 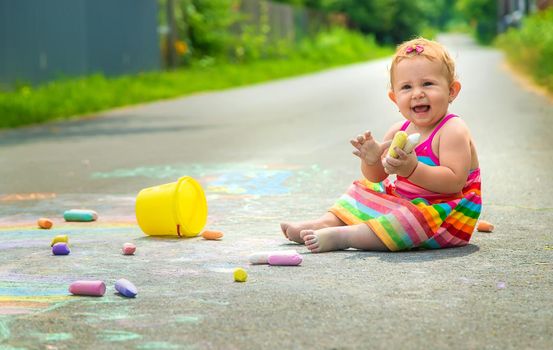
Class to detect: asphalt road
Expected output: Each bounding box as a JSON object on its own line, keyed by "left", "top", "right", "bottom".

{"left": 0, "top": 34, "right": 552, "bottom": 349}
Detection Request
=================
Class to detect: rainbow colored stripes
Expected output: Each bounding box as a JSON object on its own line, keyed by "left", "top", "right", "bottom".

{"left": 330, "top": 169, "right": 482, "bottom": 251}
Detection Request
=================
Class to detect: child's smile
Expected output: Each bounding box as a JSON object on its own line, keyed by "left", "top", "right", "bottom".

{"left": 412, "top": 104, "right": 430, "bottom": 114}
{"left": 389, "top": 56, "right": 458, "bottom": 132}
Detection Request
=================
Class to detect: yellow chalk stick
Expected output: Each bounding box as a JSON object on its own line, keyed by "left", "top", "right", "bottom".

{"left": 51, "top": 235, "right": 68, "bottom": 247}
{"left": 387, "top": 131, "right": 408, "bottom": 158}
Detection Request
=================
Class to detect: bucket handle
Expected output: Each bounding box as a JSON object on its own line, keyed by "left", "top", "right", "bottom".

{"left": 173, "top": 176, "right": 197, "bottom": 237}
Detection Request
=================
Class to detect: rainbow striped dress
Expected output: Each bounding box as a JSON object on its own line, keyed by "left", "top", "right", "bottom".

{"left": 330, "top": 114, "right": 482, "bottom": 251}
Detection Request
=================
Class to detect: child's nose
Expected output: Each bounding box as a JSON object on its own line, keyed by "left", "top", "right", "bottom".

{"left": 411, "top": 87, "right": 425, "bottom": 99}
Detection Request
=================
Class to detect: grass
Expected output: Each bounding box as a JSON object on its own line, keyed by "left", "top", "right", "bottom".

{"left": 495, "top": 8, "right": 553, "bottom": 95}
{"left": 0, "top": 28, "right": 392, "bottom": 129}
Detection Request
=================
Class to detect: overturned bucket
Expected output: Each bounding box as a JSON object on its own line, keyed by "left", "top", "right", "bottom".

{"left": 135, "top": 176, "right": 207, "bottom": 237}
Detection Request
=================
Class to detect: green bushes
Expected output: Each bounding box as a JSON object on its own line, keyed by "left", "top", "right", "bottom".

{"left": 296, "top": 27, "right": 389, "bottom": 63}
{"left": 496, "top": 8, "right": 553, "bottom": 93}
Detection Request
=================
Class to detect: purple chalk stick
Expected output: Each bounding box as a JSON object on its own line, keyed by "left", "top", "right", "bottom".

{"left": 52, "top": 242, "right": 70, "bottom": 255}
{"left": 115, "top": 278, "right": 137, "bottom": 298}
{"left": 267, "top": 253, "right": 303, "bottom": 266}
{"left": 69, "top": 280, "right": 106, "bottom": 296}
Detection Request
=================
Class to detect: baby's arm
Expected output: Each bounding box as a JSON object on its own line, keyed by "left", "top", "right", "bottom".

{"left": 351, "top": 124, "right": 399, "bottom": 182}
{"left": 405, "top": 119, "right": 472, "bottom": 194}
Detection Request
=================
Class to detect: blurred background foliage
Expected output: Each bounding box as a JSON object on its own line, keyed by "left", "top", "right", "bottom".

{"left": 162, "top": 0, "right": 462, "bottom": 66}
{"left": 455, "top": 0, "right": 497, "bottom": 44}
{"left": 496, "top": 6, "right": 553, "bottom": 93}
{"left": 1, "top": 0, "right": 552, "bottom": 128}
{"left": 159, "top": 0, "right": 510, "bottom": 67}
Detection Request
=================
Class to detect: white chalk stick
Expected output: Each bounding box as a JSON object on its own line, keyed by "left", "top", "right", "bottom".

{"left": 248, "top": 250, "right": 297, "bottom": 264}
{"left": 403, "top": 133, "right": 421, "bottom": 154}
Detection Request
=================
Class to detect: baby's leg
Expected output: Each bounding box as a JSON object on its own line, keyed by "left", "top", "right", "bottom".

{"left": 300, "top": 224, "right": 388, "bottom": 253}
{"left": 280, "top": 212, "right": 345, "bottom": 244}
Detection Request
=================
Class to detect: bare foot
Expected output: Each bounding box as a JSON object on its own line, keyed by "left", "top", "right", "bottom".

{"left": 300, "top": 227, "right": 350, "bottom": 253}
{"left": 280, "top": 223, "right": 290, "bottom": 239}
{"left": 280, "top": 222, "right": 308, "bottom": 244}
{"left": 280, "top": 213, "right": 346, "bottom": 245}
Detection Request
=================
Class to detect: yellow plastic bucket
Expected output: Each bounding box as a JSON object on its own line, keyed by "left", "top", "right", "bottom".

{"left": 135, "top": 176, "right": 207, "bottom": 237}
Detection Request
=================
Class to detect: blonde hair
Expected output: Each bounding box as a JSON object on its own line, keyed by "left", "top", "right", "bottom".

{"left": 390, "top": 37, "right": 456, "bottom": 88}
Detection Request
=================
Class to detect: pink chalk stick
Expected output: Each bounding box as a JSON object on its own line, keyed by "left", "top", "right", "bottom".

{"left": 267, "top": 253, "right": 303, "bottom": 266}
{"left": 69, "top": 280, "right": 106, "bottom": 296}
{"left": 122, "top": 243, "right": 136, "bottom": 255}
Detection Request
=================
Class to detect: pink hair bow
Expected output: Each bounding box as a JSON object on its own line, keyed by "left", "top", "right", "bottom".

{"left": 406, "top": 45, "right": 424, "bottom": 54}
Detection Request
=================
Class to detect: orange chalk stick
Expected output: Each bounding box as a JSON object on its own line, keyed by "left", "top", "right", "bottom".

{"left": 477, "top": 220, "right": 494, "bottom": 232}
{"left": 37, "top": 218, "right": 53, "bottom": 229}
{"left": 201, "top": 230, "right": 223, "bottom": 240}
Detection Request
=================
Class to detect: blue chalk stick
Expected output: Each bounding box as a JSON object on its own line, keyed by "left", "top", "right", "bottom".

{"left": 52, "top": 242, "right": 70, "bottom": 255}
{"left": 115, "top": 278, "right": 137, "bottom": 298}
{"left": 64, "top": 209, "right": 98, "bottom": 222}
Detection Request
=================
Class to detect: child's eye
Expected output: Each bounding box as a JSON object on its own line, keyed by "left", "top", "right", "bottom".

{"left": 401, "top": 84, "right": 411, "bottom": 90}
{"left": 423, "top": 81, "right": 433, "bottom": 86}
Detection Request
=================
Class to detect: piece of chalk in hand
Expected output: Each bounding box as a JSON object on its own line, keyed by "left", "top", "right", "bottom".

{"left": 387, "top": 131, "right": 408, "bottom": 158}
{"left": 234, "top": 268, "right": 247, "bottom": 282}
{"left": 201, "top": 230, "right": 223, "bottom": 240}
{"left": 403, "top": 133, "right": 421, "bottom": 154}
{"left": 115, "top": 278, "right": 138, "bottom": 298}
{"left": 69, "top": 280, "right": 106, "bottom": 296}
{"left": 51, "top": 235, "right": 68, "bottom": 247}
{"left": 52, "top": 242, "right": 70, "bottom": 255}
{"left": 268, "top": 253, "right": 303, "bottom": 266}
{"left": 122, "top": 243, "right": 136, "bottom": 255}
{"left": 248, "top": 250, "right": 298, "bottom": 265}
{"left": 38, "top": 218, "right": 53, "bottom": 229}
{"left": 64, "top": 209, "right": 98, "bottom": 222}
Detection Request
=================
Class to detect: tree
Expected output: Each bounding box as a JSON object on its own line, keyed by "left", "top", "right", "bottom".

{"left": 273, "top": 0, "right": 454, "bottom": 44}
{"left": 455, "top": 0, "right": 497, "bottom": 43}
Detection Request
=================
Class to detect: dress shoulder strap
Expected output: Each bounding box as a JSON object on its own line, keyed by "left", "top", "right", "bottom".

{"left": 427, "top": 114, "right": 457, "bottom": 142}
{"left": 400, "top": 120, "right": 410, "bottom": 131}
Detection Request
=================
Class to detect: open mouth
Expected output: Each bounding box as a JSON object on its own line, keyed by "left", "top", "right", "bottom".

{"left": 412, "top": 105, "right": 430, "bottom": 113}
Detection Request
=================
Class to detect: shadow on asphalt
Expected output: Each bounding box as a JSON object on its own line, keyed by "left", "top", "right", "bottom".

{"left": 342, "top": 244, "right": 480, "bottom": 263}
{"left": 277, "top": 244, "right": 479, "bottom": 263}
{"left": 279, "top": 242, "right": 479, "bottom": 263}
{"left": 136, "top": 235, "right": 197, "bottom": 241}
{"left": 0, "top": 116, "right": 214, "bottom": 145}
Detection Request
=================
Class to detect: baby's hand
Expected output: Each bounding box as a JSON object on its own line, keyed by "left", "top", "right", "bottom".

{"left": 351, "top": 131, "right": 391, "bottom": 166}
{"left": 383, "top": 147, "right": 418, "bottom": 177}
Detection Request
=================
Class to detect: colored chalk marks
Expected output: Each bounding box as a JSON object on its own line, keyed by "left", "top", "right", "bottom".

{"left": 98, "top": 330, "right": 142, "bottom": 342}
{"left": 0, "top": 320, "right": 10, "bottom": 343}
{"left": 0, "top": 193, "right": 56, "bottom": 202}
{"left": 0, "top": 163, "right": 334, "bottom": 349}
{"left": 174, "top": 315, "right": 203, "bottom": 324}
{"left": 0, "top": 298, "right": 64, "bottom": 315}
{"left": 92, "top": 163, "right": 294, "bottom": 195}
{"left": 32, "top": 332, "right": 73, "bottom": 341}
{"left": 136, "top": 342, "right": 183, "bottom": 350}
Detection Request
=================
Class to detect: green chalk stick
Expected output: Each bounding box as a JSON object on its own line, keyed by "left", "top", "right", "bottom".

{"left": 63, "top": 209, "right": 98, "bottom": 222}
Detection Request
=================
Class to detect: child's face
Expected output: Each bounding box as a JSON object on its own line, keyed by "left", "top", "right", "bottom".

{"left": 389, "top": 56, "right": 460, "bottom": 129}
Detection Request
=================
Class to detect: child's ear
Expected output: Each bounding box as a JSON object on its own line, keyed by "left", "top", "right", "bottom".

{"left": 388, "top": 90, "right": 397, "bottom": 104}
{"left": 449, "top": 80, "right": 461, "bottom": 102}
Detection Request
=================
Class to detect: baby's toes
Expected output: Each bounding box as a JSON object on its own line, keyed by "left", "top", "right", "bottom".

{"left": 303, "top": 234, "right": 319, "bottom": 249}
{"left": 299, "top": 229, "right": 314, "bottom": 240}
